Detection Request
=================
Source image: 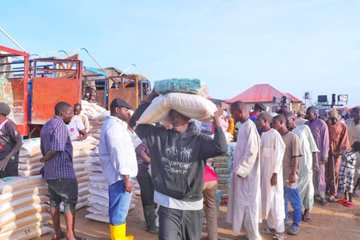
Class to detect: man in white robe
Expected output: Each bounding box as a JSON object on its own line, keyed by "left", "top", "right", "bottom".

{"left": 256, "top": 112, "right": 286, "bottom": 240}
{"left": 286, "top": 112, "right": 319, "bottom": 221}
{"left": 226, "top": 101, "right": 262, "bottom": 240}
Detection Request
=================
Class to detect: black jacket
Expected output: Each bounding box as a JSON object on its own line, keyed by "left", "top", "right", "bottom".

{"left": 130, "top": 103, "right": 227, "bottom": 201}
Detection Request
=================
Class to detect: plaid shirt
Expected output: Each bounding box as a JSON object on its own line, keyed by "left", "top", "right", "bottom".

{"left": 40, "top": 116, "right": 76, "bottom": 180}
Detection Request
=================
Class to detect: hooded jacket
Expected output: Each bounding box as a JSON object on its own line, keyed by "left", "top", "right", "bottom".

{"left": 130, "top": 103, "right": 227, "bottom": 202}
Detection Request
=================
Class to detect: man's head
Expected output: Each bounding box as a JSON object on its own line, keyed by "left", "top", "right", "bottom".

{"left": 110, "top": 98, "right": 132, "bottom": 122}
{"left": 285, "top": 112, "right": 296, "bottom": 131}
{"left": 230, "top": 101, "right": 249, "bottom": 123}
{"left": 328, "top": 109, "right": 339, "bottom": 125}
{"left": 352, "top": 141, "right": 360, "bottom": 153}
{"left": 74, "top": 103, "right": 82, "bottom": 116}
{"left": 256, "top": 111, "right": 272, "bottom": 131}
{"left": 352, "top": 107, "right": 360, "bottom": 125}
{"left": 272, "top": 114, "right": 288, "bottom": 133}
{"left": 55, "top": 102, "right": 73, "bottom": 124}
{"left": 169, "top": 110, "right": 190, "bottom": 133}
{"left": 0, "top": 102, "right": 11, "bottom": 118}
{"left": 306, "top": 106, "right": 318, "bottom": 122}
{"left": 254, "top": 103, "right": 266, "bottom": 113}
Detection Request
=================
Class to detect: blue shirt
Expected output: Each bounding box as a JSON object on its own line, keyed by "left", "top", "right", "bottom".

{"left": 40, "top": 116, "right": 76, "bottom": 180}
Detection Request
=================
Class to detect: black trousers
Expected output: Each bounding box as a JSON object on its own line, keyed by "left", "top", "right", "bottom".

{"left": 137, "top": 172, "right": 155, "bottom": 207}
{"left": 0, "top": 161, "right": 18, "bottom": 178}
{"left": 158, "top": 206, "right": 202, "bottom": 240}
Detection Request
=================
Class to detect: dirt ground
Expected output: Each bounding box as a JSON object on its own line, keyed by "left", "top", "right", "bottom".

{"left": 38, "top": 195, "right": 360, "bottom": 240}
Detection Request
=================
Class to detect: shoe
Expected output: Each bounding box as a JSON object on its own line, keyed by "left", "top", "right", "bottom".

{"left": 302, "top": 209, "right": 311, "bottom": 222}
{"left": 344, "top": 201, "right": 353, "bottom": 208}
{"left": 110, "top": 223, "right": 134, "bottom": 240}
{"left": 321, "top": 198, "right": 327, "bottom": 206}
{"left": 287, "top": 225, "right": 300, "bottom": 235}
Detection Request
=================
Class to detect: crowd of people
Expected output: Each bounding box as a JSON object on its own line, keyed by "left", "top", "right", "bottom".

{"left": 0, "top": 91, "right": 359, "bottom": 240}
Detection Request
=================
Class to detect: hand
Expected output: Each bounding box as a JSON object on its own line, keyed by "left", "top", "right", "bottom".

{"left": 213, "top": 108, "right": 224, "bottom": 119}
{"left": 288, "top": 173, "right": 296, "bottom": 184}
{"left": 321, "top": 157, "right": 328, "bottom": 164}
{"left": 313, "top": 162, "right": 319, "bottom": 171}
{"left": 144, "top": 89, "right": 158, "bottom": 103}
{"left": 124, "top": 180, "right": 133, "bottom": 193}
{"left": 0, "top": 156, "right": 10, "bottom": 171}
{"left": 40, "top": 157, "right": 46, "bottom": 163}
{"left": 270, "top": 173, "right": 277, "bottom": 186}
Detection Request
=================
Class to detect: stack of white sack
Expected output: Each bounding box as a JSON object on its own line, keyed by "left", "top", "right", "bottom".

{"left": 18, "top": 138, "right": 42, "bottom": 176}
{"left": 80, "top": 100, "right": 109, "bottom": 139}
{"left": 0, "top": 176, "right": 51, "bottom": 240}
{"left": 59, "top": 136, "right": 98, "bottom": 211}
{"left": 85, "top": 150, "right": 139, "bottom": 223}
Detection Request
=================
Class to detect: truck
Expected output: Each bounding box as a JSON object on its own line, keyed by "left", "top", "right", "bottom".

{"left": 0, "top": 45, "right": 149, "bottom": 137}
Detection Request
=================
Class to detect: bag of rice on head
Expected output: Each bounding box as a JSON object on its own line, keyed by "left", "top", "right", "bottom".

{"left": 154, "top": 78, "right": 208, "bottom": 97}
{"left": 137, "top": 78, "right": 217, "bottom": 125}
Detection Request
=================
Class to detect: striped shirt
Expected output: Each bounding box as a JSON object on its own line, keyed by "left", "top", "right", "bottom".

{"left": 40, "top": 116, "right": 76, "bottom": 180}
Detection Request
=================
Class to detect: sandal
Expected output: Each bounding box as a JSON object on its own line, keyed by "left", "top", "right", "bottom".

{"left": 321, "top": 198, "right": 327, "bottom": 206}
{"left": 336, "top": 199, "right": 348, "bottom": 205}
{"left": 328, "top": 196, "right": 336, "bottom": 203}
{"left": 302, "top": 210, "right": 311, "bottom": 222}
{"left": 344, "top": 201, "right": 353, "bottom": 208}
{"left": 260, "top": 227, "right": 276, "bottom": 235}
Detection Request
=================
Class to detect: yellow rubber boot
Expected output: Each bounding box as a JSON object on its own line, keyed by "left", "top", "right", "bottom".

{"left": 110, "top": 223, "right": 134, "bottom": 240}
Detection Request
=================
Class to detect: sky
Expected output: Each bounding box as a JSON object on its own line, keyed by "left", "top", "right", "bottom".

{"left": 1, "top": 0, "right": 360, "bottom": 107}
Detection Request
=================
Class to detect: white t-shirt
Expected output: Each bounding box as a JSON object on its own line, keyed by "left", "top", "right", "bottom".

{"left": 67, "top": 119, "right": 85, "bottom": 140}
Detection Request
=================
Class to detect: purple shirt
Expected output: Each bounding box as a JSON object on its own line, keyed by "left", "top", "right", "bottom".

{"left": 40, "top": 116, "right": 76, "bottom": 180}
{"left": 305, "top": 118, "right": 329, "bottom": 159}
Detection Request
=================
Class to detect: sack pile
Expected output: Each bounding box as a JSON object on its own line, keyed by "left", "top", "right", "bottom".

{"left": 59, "top": 137, "right": 98, "bottom": 211}
{"left": 80, "top": 100, "right": 109, "bottom": 139}
{"left": 85, "top": 151, "right": 138, "bottom": 223}
{"left": 213, "top": 142, "right": 236, "bottom": 204}
{"left": 137, "top": 79, "right": 217, "bottom": 125}
{"left": 18, "top": 138, "right": 42, "bottom": 176}
{"left": 0, "top": 176, "right": 51, "bottom": 240}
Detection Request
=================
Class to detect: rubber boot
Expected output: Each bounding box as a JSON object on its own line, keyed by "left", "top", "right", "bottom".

{"left": 143, "top": 205, "right": 158, "bottom": 234}
{"left": 110, "top": 223, "right": 134, "bottom": 240}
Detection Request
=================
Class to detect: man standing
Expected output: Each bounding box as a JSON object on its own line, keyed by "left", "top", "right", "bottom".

{"left": 345, "top": 107, "right": 360, "bottom": 195}
{"left": 99, "top": 98, "right": 138, "bottom": 240}
{"left": 272, "top": 114, "right": 302, "bottom": 235}
{"left": 0, "top": 102, "right": 22, "bottom": 178}
{"left": 286, "top": 112, "right": 319, "bottom": 222}
{"left": 305, "top": 107, "right": 329, "bottom": 205}
{"left": 256, "top": 112, "right": 286, "bottom": 240}
{"left": 130, "top": 92, "right": 227, "bottom": 240}
{"left": 249, "top": 103, "right": 266, "bottom": 123}
{"left": 326, "top": 109, "right": 351, "bottom": 202}
{"left": 40, "top": 102, "right": 79, "bottom": 240}
{"left": 226, "top": 101, "right": 262, "bottom": 240}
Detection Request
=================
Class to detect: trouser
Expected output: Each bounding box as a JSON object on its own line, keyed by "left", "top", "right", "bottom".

{"left": 47, "top": 178, "right": 78, "bottom": 212}
{"left": 137, "top": 172, "right": 155, "bottom": 207}
{"left": 313, "top": 163, "right": 326, "bottom": 198}
{"left": 0, "top": 161, "right": 18, "bottom": 178}
{"left": 284, "top": 186, "right": 302, "bottom": 227}
{"left": 267, "top": 208, "right": 285, "bottom": 233}
{"left": 203, "top": 181, "right": 218, "bottom": 240}
{"left": 108, "top": 180, "right": 132, "bottom": 225}
{"left": 326, "top": 153, "right": 341, "bottom": 196}
{"left": 158, "top": 206, "right": 202, "bottom": 240}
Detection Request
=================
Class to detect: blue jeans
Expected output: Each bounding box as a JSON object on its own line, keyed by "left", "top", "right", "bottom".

{"left": 108, "top": 180, "right": 132, "bottom": 225}
{"left": 284, "top": 186, "right": 302, "bottom": 227}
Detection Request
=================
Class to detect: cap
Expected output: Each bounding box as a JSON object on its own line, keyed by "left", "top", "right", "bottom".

{"left": 110, "top": 98, "right": 132, "bottom": 110}
{"left": 254, "top": 103, "right": 266, "bottom": 111}
{"left": 0, "top": 102, "right": 11, "bottom": 116}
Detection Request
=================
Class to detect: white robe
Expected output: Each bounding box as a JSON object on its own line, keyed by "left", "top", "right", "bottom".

{"left": 226, "top": 119, "right": 262, "bottom": 239}
{"left": 260, "top": 129, "right": 286, "bottom": 220}
{"left": 293, "top": 125, "right": 319, "bottom": 209}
